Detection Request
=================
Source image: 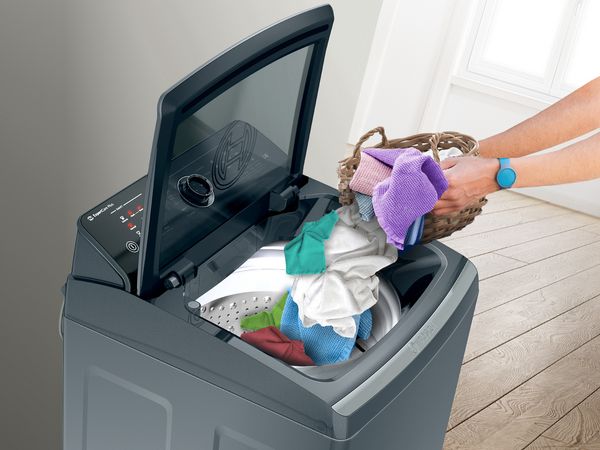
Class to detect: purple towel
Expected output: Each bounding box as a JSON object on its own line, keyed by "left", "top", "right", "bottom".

{"left": 363, "top": 148, "right": 448, "bottom": 249}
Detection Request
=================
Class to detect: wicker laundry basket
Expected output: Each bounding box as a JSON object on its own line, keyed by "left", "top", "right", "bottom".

{"left": 337, "top": 127, "right": 487, "bottom": 243}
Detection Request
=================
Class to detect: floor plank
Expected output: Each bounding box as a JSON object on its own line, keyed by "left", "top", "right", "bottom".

{"left": 444, "top": 213, "right": 597, "bottom": 258}
{"left": 469, "top": 253, "right": 526, "bottom": 281}
{"left": 496, "top": 228, "right": 600, "bottom": 264}
{"left": 444, "top": 203, "right": 568, "bottom": 241}
{"left": 475, "top": 241, "right": 600, "bottom": 314}
{"left": 448, "top": 295, "right": 600, "bottom": 429}
{"left": 444, "top": 334, "right": 600, "bottom": 450}
{"left": 485, "top": 190, "right": 522, "bottom": 201}
{"left": 463, "top": 264, "right": 600, "bottom": 363}
{"left": 527, "top": 388, "right": 600, "bottom": 449}
{"left": 481, "top": 194, "right": 543, "bottom": 215}
{"left": 582, "top": 222, "right": 600, "bottom": 235}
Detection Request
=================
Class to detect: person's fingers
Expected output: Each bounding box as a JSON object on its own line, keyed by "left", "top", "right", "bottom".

{"left": 440, "top": 158, "right": 459, "bottom": 170}
{"left": 433, "top": 202, "right": 465, "bottom": 215}
{"left": 432, "top": 199, "right": 456, "bottom": 211}
{"left": 431, "top": 207, "right": 456, "bottom": 216}
{"left": 433, "top": 194, "right": 469, "bottom": 214}
{"left": 439, "top": 189, "right": 461, "bottom": 201}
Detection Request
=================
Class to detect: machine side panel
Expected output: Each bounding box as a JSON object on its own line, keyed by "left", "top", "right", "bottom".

{"left": 84, "top": 367, "right": 171, "bottom": 450}
{"left": 64, "top": 277, "right": 335, "bottom": 436}
{"left": 347, "top": 294, "right": 476, "bottom": 450}
{"left": 63, "top": 319, "right": 332, "bottom": 450}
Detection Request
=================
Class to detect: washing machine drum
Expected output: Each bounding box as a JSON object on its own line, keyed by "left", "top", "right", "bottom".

{"left": 193, "top": 243, "right": 403, "bottom": 368}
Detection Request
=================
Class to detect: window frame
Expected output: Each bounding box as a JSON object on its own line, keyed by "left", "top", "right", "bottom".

{"left": 459, "top": 0, "right": 588, "bottom": 102}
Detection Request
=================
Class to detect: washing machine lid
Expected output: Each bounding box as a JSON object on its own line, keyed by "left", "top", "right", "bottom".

{"left": 138, "top": 6, "right": 334, "bottom": 298}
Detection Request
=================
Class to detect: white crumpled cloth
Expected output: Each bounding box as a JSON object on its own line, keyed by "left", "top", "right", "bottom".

{"left": 290, "top": 203, "right": 398, "bottom": 338}
{"left": 423, "top": 147, "right": 463, "bottom": 161}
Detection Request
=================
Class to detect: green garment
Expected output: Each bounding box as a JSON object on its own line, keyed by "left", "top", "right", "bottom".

{"left": 284, "top": 210, "right": 339, "bottom": 275}
{"left": 240, "top": 292, "right": 288, "bottom": 331}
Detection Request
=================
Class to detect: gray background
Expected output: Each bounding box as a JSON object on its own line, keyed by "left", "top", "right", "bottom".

{"left": 0, "top": 1, "right": 382, "bottom": 448}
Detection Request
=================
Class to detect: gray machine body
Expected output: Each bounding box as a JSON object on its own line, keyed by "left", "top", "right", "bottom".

{"left": 63, "top": 6, "right": 478, "bottom": 449}
{"left": 63, "top": 265, "right": 475, "bottom": 450}
{"left": 63, "top": 187, "right": 478, "bottom": 449}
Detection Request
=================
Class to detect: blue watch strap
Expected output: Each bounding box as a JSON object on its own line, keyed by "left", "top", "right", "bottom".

{"left": 496, "top": 158, "right": 517, "bottom": 189}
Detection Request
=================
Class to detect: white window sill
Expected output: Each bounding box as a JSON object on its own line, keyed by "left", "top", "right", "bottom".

{"left": 450, "top": 73, "right": 560, "bottom": 111}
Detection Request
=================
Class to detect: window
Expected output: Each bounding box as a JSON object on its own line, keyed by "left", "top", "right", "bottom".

{"left": 464, "top": 0, "right": 600, "bottom": 98}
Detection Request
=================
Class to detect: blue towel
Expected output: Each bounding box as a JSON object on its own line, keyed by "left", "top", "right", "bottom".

{"left": 403, "top": 215, "right": 424, "bottom": 248}
{"left": 280, "top": 292, "right": 373, "bottom": 365}
{"left": 356, "top": 308, "right": 372, "bottom": 341}
{"left": 407, "top": 216, "right": 420, "bottom": 245}
{"left": 403, "top": 219, "right": 417, "bottom": 247}
{"left": 416, "top": 214, "right": 424, "bottom": 242}
{"left": 354, "top": 193, "right": 376, "bottom": 221}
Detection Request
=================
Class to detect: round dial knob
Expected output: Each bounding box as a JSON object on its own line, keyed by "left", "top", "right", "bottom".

{"left": 177, "top": 174, "right": 214, "bottom": 207}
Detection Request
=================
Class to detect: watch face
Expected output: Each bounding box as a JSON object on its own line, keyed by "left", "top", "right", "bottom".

{"left": 497, "top": 168, "right": 517, "bottom": 188}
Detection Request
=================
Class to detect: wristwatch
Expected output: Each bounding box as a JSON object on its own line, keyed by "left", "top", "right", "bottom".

{"left": 496, "top": 158, "right": 517, "bottom": 189}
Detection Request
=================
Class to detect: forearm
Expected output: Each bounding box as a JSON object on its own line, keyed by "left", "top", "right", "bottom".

{"left": 511, "top": 132, "right": 600, "bottom": 187}
{"left": 479, "top": 77, "right": 600, "bottom": 158}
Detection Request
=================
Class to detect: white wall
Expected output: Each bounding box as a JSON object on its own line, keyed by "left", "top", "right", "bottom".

{"left": 65, "top": 0, "right": 384, "bottom": 225}
{"left": 349, "top": 0, "right": 459, "bottom": 143}
{"left": 439, "top": 84, "right": 537, "bottom": 138}
{"left": 0, "top": 1, "right": 68, "bottom": 449}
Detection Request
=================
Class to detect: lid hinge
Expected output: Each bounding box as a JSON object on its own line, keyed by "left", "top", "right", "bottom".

{"left": 163, "top": 257, "right": 196, "bottom": 290}
{"left": 268, "top": 185, "right": 300, "bottom": 213}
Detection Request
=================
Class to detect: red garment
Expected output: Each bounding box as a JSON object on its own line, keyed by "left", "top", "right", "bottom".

{"left": 241, "top": 326, "right": 315, "bottom": 366}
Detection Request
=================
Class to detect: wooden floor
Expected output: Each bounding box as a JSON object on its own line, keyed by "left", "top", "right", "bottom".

{"left": 441, "top": 190, "right": 600, "bottom": 450}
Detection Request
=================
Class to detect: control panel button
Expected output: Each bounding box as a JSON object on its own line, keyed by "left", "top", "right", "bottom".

{"left": 125, "top": 241, "right": 139, "bottom": 253}
{"left": 177, "top": 174, "right": 215, "bottom": 207}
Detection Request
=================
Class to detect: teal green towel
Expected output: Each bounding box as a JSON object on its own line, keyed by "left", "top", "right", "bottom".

{"left": 284, "top": 210, "right": 339, "bottom": 275}
{"left": 240, "top": 292, "right": 288, "bottom": 331}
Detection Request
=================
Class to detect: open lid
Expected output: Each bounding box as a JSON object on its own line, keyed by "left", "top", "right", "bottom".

{"left": 138, "top": 6, "right": 334, "bottom": 298}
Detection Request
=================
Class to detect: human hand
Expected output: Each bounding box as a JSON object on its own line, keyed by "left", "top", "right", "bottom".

{"left": 432, "top": 157, "right": 500, "bottom": 216}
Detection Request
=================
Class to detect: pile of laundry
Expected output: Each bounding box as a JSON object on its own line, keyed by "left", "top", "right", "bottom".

{"left": 239, "top": 204, "right": 397, "bottom": 365}
{"left": 238, "top": 146, "right": 456, "bottom": 366}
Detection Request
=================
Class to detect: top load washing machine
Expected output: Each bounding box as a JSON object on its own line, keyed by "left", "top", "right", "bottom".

{"left": 62, "top": 5, "right": 479, "bottom": 450}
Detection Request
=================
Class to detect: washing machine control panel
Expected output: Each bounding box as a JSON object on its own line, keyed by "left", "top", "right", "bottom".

{"left": 79, "top": 177, "right": 147, "bottom": 282}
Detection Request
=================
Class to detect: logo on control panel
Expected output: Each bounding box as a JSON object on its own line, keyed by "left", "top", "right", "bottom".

{"left": 125, "top": 241, "right": 139, "bottom": 253}
{"left": 212, "top": 121, "right": 256, "bottom": 190}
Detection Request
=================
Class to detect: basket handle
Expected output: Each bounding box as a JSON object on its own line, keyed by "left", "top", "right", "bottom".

{"left": 351, "top": 126, "right": 389, "bottom": 159}
{"left": 429, "top": 133, "right": 442, "bottom": 163}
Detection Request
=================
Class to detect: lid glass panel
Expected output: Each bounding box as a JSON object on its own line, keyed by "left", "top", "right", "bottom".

{"left": 160, "top": 45, "right": 313, "bottom": 268}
